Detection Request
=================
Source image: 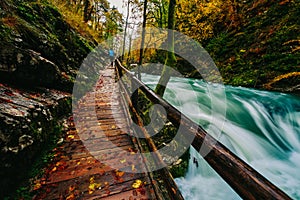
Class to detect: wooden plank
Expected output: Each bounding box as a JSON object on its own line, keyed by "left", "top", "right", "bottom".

{"left": 35, "top": 67, "right": 158, "bottom": 200}
{"left": 35, "top": 169, "right": 150, "bottom": 199}
{"left": 82, "top": 184, "right": 156, "bottom": 200}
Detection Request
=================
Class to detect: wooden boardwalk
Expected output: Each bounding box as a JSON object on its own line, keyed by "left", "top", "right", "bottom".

{"left": 34, "top": 67, "right": 158, "bottom": 199}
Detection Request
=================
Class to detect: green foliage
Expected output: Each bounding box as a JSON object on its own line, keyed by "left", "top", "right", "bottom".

{"left": 139, "top": 0, "right": 299, "bottom": 90}
{"left": 202, "top": 0, "right": 300, "bottom": 88}
{"left": 136, "top": 91, "right": 189, "bottom": 178}
{"left": 168, "top": 149, "right": 189, "bottom": 178}
{"left": 0, "top": 0, "right": 96, "bottom": 91}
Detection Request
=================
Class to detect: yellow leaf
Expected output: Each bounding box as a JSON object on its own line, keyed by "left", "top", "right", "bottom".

{"left": 132, "top": 180, "right": 142, "bottom": 189}
{"left": 89, "top": 182, "right": 101, "bottom": 194}
{"left": 120, "top": 159, "right": 126, "bottom": 163}
{"left": 68, "top": 135, "right": 75, "bottom": 139}
{"left": 51, "top": 167, "right": 57, "bottom": 172}
{"left": 66, "top": 194, "right": 75, "bottom": 200}
{"left": 90, "top": 176, "right": 95, "bottom": 183}
{"left": 131, "top": 164, "right": 135, "bottom": 172}
{"left": 33, "top": 182, "right": 42, "bottom": 191}
{"left": 88, "top": 176, "right": 101, "bottom": 194}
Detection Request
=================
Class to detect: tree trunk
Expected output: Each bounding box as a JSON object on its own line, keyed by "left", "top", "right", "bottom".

{"left": 127, "top": 33, "right": 133, "bottom": 65}
{"left": 122, "top": 0, "right": 131, "bottom": 61}
{"left": 155, "top": 0, "right": 176, "bottom": 96}
{"left": 83, "top": 0, "right": 90, "bottom": 22}
{"left": 138, "top": 0, "right": 148, "bottom": 80}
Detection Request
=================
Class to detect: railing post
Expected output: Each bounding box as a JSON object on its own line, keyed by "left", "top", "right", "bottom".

{"left": 131, "top": 72, "right": 139, "bottom": 112}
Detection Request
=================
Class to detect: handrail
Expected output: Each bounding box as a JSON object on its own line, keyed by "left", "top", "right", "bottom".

{"left": 115, "top": 59, "right": 292, "bottom": 200}
{"left": 115, "top": 61, "right": 185, "bottom": 200}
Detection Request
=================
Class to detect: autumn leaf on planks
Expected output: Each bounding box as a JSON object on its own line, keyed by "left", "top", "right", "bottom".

{"left": 67, "top": 135, "right": 75, "bottom": 140}
{"left": 88, "top": 176, "right": 101, "bottom": 194}
{"left": 33, "top": 182, "right": 42, "bottom": 191}
{"left": 132, "top": 180, "right": 142, "bottom": 189}
{"left": 66, "top": 194, "right": 75, "bottom": 200}
{"left": 116, "top": 171, "right": 125, "bottom": 177}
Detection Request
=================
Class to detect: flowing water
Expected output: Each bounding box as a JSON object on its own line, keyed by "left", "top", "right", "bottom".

{"left": 142, "top": 74, "right": 300, "bottom": 199}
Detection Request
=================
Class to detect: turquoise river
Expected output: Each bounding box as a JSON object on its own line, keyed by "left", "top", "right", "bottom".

{"left": 142, "top": 74, "right": 300, "bottom": 200}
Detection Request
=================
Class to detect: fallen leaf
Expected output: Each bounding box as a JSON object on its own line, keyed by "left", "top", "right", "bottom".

{"left": 51, "top": 167, "right": 57, "bottom": 172}
{"left": 132, "top": 180, "right": 142, "bottom": 189}
{"left": 68, "top": 135, "right": 75, "bottom": 139}
{"left": 88, "top": 176, "right": 101, "bottom": 194}
{"left": 33, "top": 182, "right": 42, "bottom": 191}
{"left": 90, "top": 176, "right": 95, "bottom": 183}
{"left": 66, "top": 193, "right": 75, "bottom": 200}
{"left": 116, "top": 171, "right": 125, "bottom": 177}
{"left": 120, "top": 159, "right": 126, "bottom": 163}
{"left": 69, "top": 185, "right": 75, "bottom": 192}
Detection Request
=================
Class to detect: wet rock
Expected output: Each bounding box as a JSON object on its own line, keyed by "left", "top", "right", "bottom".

{"left": 0, "top": 47, "right": 63, "bottom": 89}
{"left": 0, "top": 83, "right": 71, "bottom": 196}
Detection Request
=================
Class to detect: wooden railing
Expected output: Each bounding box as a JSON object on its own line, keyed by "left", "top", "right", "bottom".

{"left": 115, "top": 60, "right": 292, "bottom": 200}
{"left": 115, "top": 61, "right": 184, "bottom": 200}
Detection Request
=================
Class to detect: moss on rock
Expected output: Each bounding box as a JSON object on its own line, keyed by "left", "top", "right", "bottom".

{"left": 0, "top": 0, "right": 96, "bottom": 92}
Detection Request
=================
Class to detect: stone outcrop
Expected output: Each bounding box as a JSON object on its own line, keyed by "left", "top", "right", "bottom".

{"left": 0, "top": 83, "right": 71, "bottom": 196}
{"left": 0, "top": 0, "right": 96, "bottom": 92}
{"left": 0, "top": 0, "right": 98, "bottom": 197}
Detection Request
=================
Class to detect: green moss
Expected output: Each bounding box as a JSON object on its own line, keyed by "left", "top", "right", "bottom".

{"left": 135, "top": 92, "right": 190, "bottom": 178}
{"left": 13, "top": 124, "right": 64, "bottom": 200}
{"left": 1, "top": 0, "right": 95, "bottom": 91}
{"left": 201, "top": 1, "right": 300, "bottom": 89}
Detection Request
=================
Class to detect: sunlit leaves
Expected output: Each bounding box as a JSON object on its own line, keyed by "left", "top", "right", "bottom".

{"left": 33, "top": 182, "right": 42, "bottom": 191}
{"left": 88, "top": 176, "right": 102, "bottom": 194}
{"left": 176, "top": 0, "right": 223, "bottom": 42}
{"left": 132, "top": 179, "right": 143, "bottom": 189}
{"left": 67, "top": 135, "right": 75, "bottom": 140}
